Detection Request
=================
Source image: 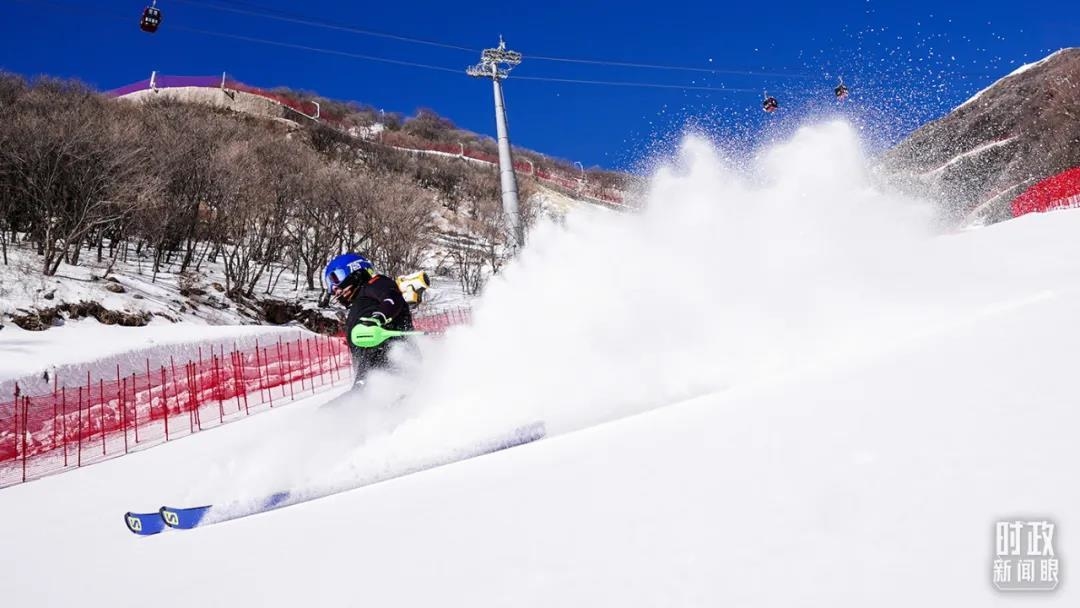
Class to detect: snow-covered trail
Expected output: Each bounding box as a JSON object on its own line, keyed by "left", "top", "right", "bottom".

{"left": 3, "top": 121, "right": 1079, "bottom": 605}
{"left": 1, "top": 249, "right": 1077, "bottom": 606}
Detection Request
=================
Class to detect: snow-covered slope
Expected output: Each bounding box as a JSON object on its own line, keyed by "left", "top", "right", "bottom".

{"left": 3, "top": 121, "right": 1077, "bottom": 606}
{"left": 0, "top": 237, "right": 322, "bottom": 327}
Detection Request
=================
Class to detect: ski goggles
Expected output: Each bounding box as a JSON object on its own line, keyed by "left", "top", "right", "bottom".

{"left": 327, "top": 268, "right": 351, "bottom": 287}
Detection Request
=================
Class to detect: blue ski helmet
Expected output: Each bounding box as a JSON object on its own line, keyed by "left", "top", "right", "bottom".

{"left": 324, "top": 253, "right": 373, "bottom": 289}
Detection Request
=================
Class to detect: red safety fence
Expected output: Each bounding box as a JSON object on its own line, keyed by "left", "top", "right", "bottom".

{"left": 0, "top": 308, "right": 474, "bottom": 488}
{"left": 1011, "top": 166, "right": 1080, "bottom": 217}
{"left": 394, "top": 141, "right": 629, "bottom": 207}
{"left": 413, "top": 307, "right": 472, "bottom": 333}
{"left": 0, "top": 334, "right": 350, "bottom": 487}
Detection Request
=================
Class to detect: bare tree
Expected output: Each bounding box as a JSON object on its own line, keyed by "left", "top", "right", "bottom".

{"left": 0, "top": 74, "right": 27, "bottom": 264}
{"left": 134, "top": 101, "right": 247, "bottom": 278}
{"left": 446, "top": 236, "right": 487, "bottom": 295}
{"left": 0, "top": 72, "right": 596, "bottom": 315}
{"left": 363, "top": 174, "right": 436, "bottom": 276}
{"left": 288, "top": 163, "right": 362, "bottom": 290}
{"left": 4, "top": 82, "right": 153, "bottom": 275}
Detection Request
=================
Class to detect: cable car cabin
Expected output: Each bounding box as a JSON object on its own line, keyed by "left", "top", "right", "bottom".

{"left": 835, "top": 83, "right": 849, "bottom": 101}
{"left": 140, "top": 6, "right": 162, "bottom": 33}
{"left": 762, "top": 96, "right": 779, "bottom": 113}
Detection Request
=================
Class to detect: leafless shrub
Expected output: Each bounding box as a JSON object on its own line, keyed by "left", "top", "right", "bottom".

{"left": 447, "top": 236, "right": 486, "bottom": 296}
{"left": 1, "top": 80, "right": 154, "bottom": 275}
{"left": 362, "top": 173, "right": 436, "bottom": 276}
{"left": 0, "top": 72, "right": 628, "bottom": 318}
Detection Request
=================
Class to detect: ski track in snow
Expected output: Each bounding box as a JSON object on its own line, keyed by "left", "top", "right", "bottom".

{"left": 920, "top": 137, "right": 1017, "bottom": 177}
{"left": 3, "top": 120, "right": 1080, "bottom": 606}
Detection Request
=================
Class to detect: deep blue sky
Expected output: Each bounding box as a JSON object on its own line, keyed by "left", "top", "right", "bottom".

{"left": 0, "top": 0, "right": 1075, "bottom": 169}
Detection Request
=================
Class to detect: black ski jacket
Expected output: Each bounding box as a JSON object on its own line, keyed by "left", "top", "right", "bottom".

{"left": 344, "top": 274, "right": 414, "bottom": 348}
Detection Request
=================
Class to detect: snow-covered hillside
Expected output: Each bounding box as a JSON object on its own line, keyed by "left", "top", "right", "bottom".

{"left": 3, "top": 121, "right": 1077, "bottom": 606}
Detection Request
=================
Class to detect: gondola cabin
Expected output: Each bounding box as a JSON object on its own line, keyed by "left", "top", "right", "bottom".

{"left": 140, "top": 5, "right": 162, "bottom": 33}
{"left": 835, "top": 83, "right": 849, "bottom": 101}
{"left": 762, "top": 95, "right": 779, "bottom": 113}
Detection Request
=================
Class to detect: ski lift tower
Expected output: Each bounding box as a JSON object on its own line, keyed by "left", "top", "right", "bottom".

{"left": 468, "top": 37, "right": 524, "bottom": 249}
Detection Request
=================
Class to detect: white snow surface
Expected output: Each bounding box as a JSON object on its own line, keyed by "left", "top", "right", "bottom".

{"left": 0, "top": 238, "right": 264, "bottom": 325}
{"left": 3, "top": 120, "right": 1079, "bottom": 606}
{"left": 0, "top": 320, "right": 310, "bottom": 393}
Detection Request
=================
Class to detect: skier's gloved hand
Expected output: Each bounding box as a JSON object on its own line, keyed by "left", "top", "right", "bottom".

{"left": 360, "top": 312, "right": 389, "bottom": 327}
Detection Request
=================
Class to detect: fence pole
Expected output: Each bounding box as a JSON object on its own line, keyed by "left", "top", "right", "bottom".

{"left": 21, "top": 399, "right": 28, "bottom": 483}
{"left": 121, "top": 377, "right": 129, "bottom": 454}
{"left": 322, "top": 336, "right": 332, "bottom": 384}
{"left": 327, "top": 336, "right": 337, "bottom": 381}
{"left": 336, "top": 336, "right": 345, "bottom": 379}
{"left": 332, "top": 338, "right": 340, "bottom": 379}
{"left": 313, "top": 337, "right": 324, "bottom": 388}
{"left": 333, "top": 336, "right": 342, "bottom": 381}
{"left": 117, "top": 365, "right": 127, "bottom": 454}
{"left": 240, "top": 350, "right": 250, "bottom": 415}
{"left": 322, "top": 336, "right": 330, "bottom": 383}
{"left": 232, "top": 346, "right": 239, "bottom": 410}
{"left": 285, "top": 341, "right": 296, "bottom": 401}
{"left": 183, "top": 359, "right": 194, "bottom": 433}
{"left": 295, "top": 339, "right": 306, "bottom": 393}
{"left": 264, "top": 344, "right": 273, "bottom": 404}
{"left": 261, "top": 347, "right": 273, "bottom": 408}
{"left": 325, "top": 335, "right": 336, "bottom": 383}
{"left": 85, "top": 370, "right": 92, "bottom": 460}
{"left": 160, "top": 367, "right": 170, "bottom": 441}
{"left": 184, "top": 362, "right": 193, "bottom": 430}
{"left": 327, "top": 337, "right": 336, "bottom": 381}
{"left": 307, "top": 339, "right": 316, "bottom": 395}
{"left": 191, "top": 362, "right": 202, "bottom": 431}
{"left": 276, "top": 338, "right": 286, "bottom": 399}
{"left": 61, "top": 387, "right": 68, "bottom": 467}
{"left": 254, "top": 339, "right": 265, "bottom": 404}
{"left": 52, "top": 374, "right": 58, "bottom": 451}
{"left": 213, "top": 350, "right": 224, "bottom": 424}
{"left": 172, "top": 356, "right": 191, "bottom": 435}
{"left": 99, "top": 378, "right": 106, "bottom": 456}
{"left": 235, "top": 343, "right": 249, "bottom": 415}
{"left": 76, "top": 387, "right": 83, "bottom": 468}
{"left": 230, "top": 349, "right": 241, "bottom": 414}
{"left": 198, "top": 346, "right": 205, "bottom": 418}
{"left": 194, "top": 361, "right": 202, "bottom": 429}
{"left": 319, "top": 334, "right": 328, "bottom": 382}
{"left": 13, "top": 395, "right": 20, "bottom": 480}
{"left": 132, "top": 371, "right": 140, "bottom": 444}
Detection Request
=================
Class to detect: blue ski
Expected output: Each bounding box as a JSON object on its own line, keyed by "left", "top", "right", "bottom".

{"left": 135, "top": 421, "right": 545, "bottom": 533}
{"left": 160, "top": 491, "right": 290, "bottom": 530}
{"left": 124, "top": 511, "right": 167, "bottom": 536}
{"left": 159, "top": 504, "right": 211, "bottom": 529}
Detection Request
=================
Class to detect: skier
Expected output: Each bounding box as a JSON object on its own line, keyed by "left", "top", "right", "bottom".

{"left": 324, "top": 252, "right": 414, "bottom": 388}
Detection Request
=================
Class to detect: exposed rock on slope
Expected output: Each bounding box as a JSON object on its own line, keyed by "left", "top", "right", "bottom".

{"left": 880, "top": 48, "right": 1080, "bottom": 225}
